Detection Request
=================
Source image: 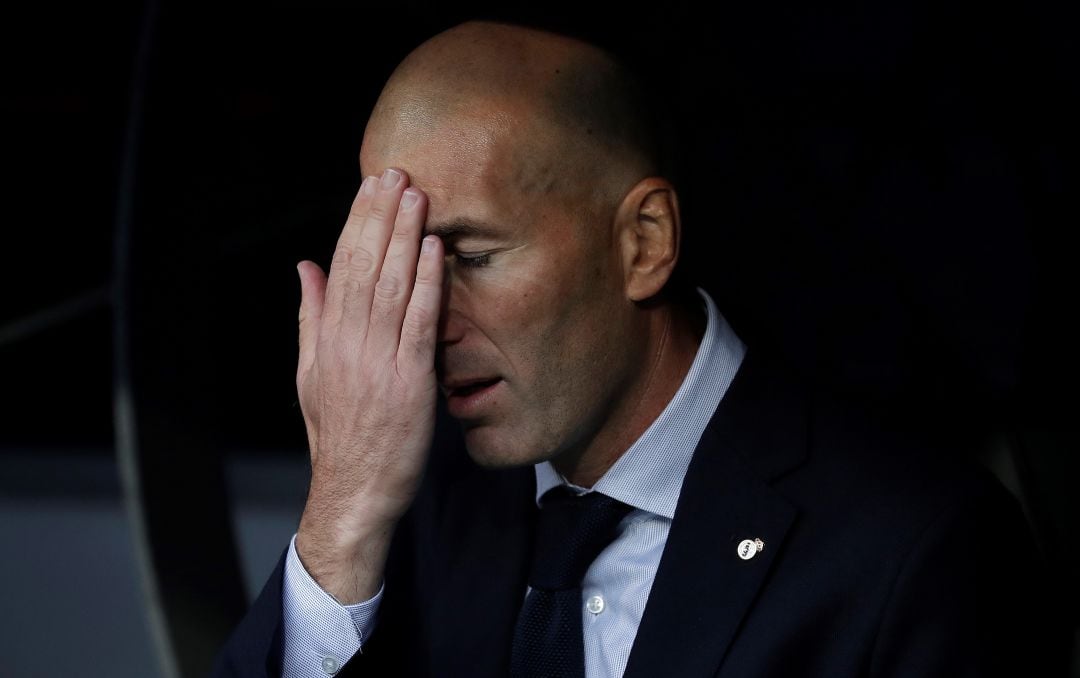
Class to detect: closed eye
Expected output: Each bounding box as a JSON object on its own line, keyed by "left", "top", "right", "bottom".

{"left": 454, "top": 252, "right": 492, "bottom": 269}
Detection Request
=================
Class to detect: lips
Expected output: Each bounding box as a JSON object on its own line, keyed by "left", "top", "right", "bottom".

{"left": 440, "top": 376, "right": 504, "bottom": 419}
{"left": 440, "top": 376, "right": 502, "bottom": 398}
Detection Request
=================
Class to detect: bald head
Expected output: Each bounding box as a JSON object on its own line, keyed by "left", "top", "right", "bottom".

{"left": 362, "top": 21, "right": 659, "bottom": 209}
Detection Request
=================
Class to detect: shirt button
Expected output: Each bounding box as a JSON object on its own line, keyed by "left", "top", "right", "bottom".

{"left": 321, "top": 655, "right": 341, "bottom": 675}
{"left": 586, "top": 595, "right": 605, "bottom": 615}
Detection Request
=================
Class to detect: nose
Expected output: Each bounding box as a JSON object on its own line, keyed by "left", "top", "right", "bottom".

{"left": 434, "top": 281, "right": 467, "bottom": 379}
{"left": 435, "top": 277, "right": 466, "bottom": 346}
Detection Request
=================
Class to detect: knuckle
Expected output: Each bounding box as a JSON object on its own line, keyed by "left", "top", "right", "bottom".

{"left": 373, "top": 275, "right": 403, "bottom": 302}
{"left": 403, "top": 306, "right": 434, "bottom": 335}
{"left": 367, "top": 202, "right": 391, "bottom": 221}
{"left": 348, "top": 205, "right": 367, "bottom": 222}
{"left": 347, "top": 249, "right": 378, "bottom": 278}
{"left": 389, "top": 227, "right": 415, "bottom": 245}
{"left": 414, "top": 254, "right": 441, "bottom": 285}
{"left": 331, "top": 246, "right": 352, "bottom": 270}
{"left": 414, "top": 263, "right": 438, "bottom": 285}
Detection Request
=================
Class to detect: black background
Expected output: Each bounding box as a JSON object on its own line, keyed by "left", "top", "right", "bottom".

{"left": 4, "top": 1, "right": 1077, "bottom": 446}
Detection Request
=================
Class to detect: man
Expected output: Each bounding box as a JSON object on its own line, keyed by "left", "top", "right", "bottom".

{"left": 215, "top": 20, "right": 1057, "bottom": 678}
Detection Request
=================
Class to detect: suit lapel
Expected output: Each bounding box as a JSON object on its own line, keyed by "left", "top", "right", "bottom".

{"left": 425, "top": 460, "right": 536, "bottom": 677}
{"left": 624, "top": 353, "right": 807, "bottom": 678}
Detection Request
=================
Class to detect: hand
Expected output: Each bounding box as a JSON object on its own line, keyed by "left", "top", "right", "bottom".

{"left": 293, "top": 168, "right": 443, "bottom": 603}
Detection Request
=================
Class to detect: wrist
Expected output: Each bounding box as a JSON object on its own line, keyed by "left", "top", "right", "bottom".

{"left": 295, "top": 509, "right": 397, "bottom": 604}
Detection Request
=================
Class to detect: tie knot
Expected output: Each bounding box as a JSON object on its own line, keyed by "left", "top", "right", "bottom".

{"left": 528, "top": 487, "right": 633, "bottom": 591}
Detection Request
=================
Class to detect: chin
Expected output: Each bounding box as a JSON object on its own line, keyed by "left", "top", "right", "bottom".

{"left": 461, "top": 424, "right": 553, "bottom": 469}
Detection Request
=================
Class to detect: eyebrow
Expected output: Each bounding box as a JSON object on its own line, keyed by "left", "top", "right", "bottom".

{"left": 424, "top": 218, "right": 505, "bottom": 242}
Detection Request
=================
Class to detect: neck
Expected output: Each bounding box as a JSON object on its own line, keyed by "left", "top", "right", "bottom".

{"left": 553, "top": 300, "right": 705, "bottom": 487}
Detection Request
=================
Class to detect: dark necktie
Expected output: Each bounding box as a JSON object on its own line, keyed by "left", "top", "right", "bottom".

{"left": 510, "top": 486, "right": 634, "bottom": 678}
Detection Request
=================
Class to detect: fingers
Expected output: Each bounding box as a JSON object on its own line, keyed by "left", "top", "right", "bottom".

{"left": 337, "top": 168, "right": 409, "bottom": 334}
{"left": 317, "top": 166, "right": 440, "bottom": 379}
{"left": 296, "top": 260, "right": 327, "bottom": 380}
{"left": 322, "top": 174, "right": 378, "bottom": 329}
{"left": 398, "top": 235, "right": 444, "bottom": 377}
{"left": 369, "top": 186, "right": 428, "bottom": 351}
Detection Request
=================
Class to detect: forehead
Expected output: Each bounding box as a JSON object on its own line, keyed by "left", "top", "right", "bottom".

{"left": 360, "top": 103, "right": 566, "bottom": 232}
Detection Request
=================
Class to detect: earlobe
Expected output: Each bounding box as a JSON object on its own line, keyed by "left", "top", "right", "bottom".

{"left": 615, "top": 177, "right": 681, "bottom": 302}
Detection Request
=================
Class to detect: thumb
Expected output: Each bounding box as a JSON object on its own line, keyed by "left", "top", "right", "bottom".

{"left": 296, "top": 260, "right": 327, "bottom": 381}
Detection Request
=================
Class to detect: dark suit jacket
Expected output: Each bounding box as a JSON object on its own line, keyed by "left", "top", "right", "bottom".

{"left": 213, "top": 352, "right": 1063, "bottom": 677}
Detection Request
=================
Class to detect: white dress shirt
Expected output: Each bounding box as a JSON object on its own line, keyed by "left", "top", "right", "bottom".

{"left": 279, "top": 289, "right": 745, "bottom": 677}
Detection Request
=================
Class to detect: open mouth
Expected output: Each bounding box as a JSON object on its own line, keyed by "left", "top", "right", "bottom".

{"left": 448, "top": 377, "right": 502, "bottom": 398}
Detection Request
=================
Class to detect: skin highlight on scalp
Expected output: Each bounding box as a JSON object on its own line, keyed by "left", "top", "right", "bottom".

{"left": 364, "top": 21, "right": 659, "bottom": 218}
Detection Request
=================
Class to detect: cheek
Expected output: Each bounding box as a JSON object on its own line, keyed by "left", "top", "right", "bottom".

{"left": 466, "top": 267, "right": 566, "bottom": 369}
{"left": 452, "top": 231, "right": 623, "bottom": 390}
{"left": 508, "top": 263, "right": 624, "bottom": 397}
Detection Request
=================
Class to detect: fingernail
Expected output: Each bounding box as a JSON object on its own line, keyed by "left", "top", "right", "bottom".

{"left": 360, "top": 175, "right": 376, "bottom": 196}
{"left": 380, "top": 168, "right": 401, "bottom": 189}
{"left": 401, "top": 189, "right": 420, "bottom": 210}
{"left": 421, "top": 236, "right": 436, "bottom": 254}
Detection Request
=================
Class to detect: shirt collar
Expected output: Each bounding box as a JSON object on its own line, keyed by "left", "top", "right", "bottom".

{"left": 534, "top": 288, "right": 746, "bottom": 519}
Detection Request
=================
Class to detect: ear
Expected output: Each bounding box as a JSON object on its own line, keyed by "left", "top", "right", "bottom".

{"left": 614, "top": 177, "right": 681, "bottom": 302}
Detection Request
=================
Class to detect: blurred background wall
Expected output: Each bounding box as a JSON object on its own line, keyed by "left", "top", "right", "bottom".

{"left": 1, "top": 1, "right": 1076, "bottom": 676}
